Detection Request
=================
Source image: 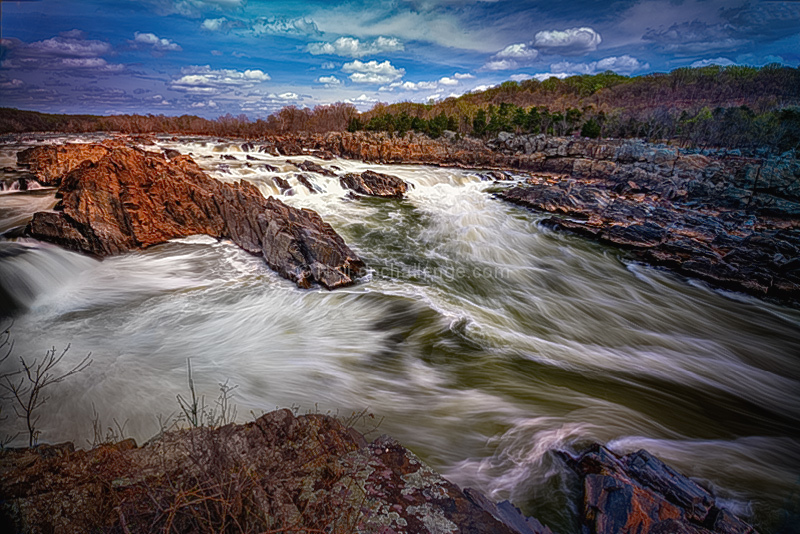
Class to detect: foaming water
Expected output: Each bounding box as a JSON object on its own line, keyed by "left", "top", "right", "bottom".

{"left": 1, "top": 136, "right": 799, "bottom": 533}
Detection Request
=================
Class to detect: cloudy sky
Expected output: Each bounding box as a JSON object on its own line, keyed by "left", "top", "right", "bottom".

{"left": 1, "top": 0, "right": 799, "bottom": 118}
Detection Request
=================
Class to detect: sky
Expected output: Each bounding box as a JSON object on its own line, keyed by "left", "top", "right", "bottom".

{"left": 1, "top": 0, "right": 799, "bottom": 118}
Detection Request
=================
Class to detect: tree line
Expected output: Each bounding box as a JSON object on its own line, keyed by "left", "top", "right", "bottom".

{"left": 1, "top": 64, "right": 799, "bottom": 153}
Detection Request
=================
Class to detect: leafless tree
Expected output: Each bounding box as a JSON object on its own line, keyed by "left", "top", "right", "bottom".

{"left": 1, "top": 342, "right": 92, "bottom": 447}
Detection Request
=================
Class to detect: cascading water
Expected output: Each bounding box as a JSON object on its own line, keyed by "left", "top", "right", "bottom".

{"left": 0, "top": 135, "right": 798, "bottom": 533}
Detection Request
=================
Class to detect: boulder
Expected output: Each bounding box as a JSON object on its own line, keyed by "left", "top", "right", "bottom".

{"left": 25, "top": 145, "right": 364, "bottom": 289}
{"left": 340, "top": 170, "right": 410, "bottom": 198}
{"left": 296, "top": 159, "right": 337, "bottom": 177}
{"left": 561, "top": 444, "right": 758, "bottom": 534}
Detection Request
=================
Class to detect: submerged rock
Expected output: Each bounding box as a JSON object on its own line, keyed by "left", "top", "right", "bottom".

{"left": 24, "top": 145, "right": 364, "bottom": 289}
{"left": 340, "top": 170, "right": 410, "bottom": 198}
{"left": 0, "top": 409, "right": 545, "bottom": 534}
{"left": 561, "top": 444, "right": 758, "bottom": 534}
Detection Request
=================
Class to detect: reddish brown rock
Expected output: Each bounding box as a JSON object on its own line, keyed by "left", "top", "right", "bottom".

{"left": 16, "top": 142, "right": 115, "bottom": 186}
{"left": 340, "top": 170, "right": 410, "bottom": 198}
{"left": 561, "top": 444, "right": 757, "bottom": 534}
{"left": 25, "top": 145, "right": 364, "bottom": 289}
{"left": 0, "top": 409, "right": 544, "bottom": 534}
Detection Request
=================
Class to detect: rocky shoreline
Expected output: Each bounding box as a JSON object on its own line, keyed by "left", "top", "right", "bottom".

{"left": 0, "top": 409, "right": 760, "bottom": 534}
{"left": 254, "top": 131, "right": 800, "bottom": 306}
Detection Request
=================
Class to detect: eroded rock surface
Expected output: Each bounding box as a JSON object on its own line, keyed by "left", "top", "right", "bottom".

{"left": 17, "top": 142, "right": 116, "bottom": 186}
{"left": 24, "top": 144, "right": 364, "bottom": 289}
{"left": 340, "top": 170, "right": 410, "bottom": 198}
{"left": 561, "top": 444, "right": 758, "bottom": 534}
{"left": 0, "top": 409, "right": 547, "bottom": 534}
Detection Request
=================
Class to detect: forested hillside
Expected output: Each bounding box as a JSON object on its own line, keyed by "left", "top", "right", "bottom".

{"left": 2, "top": 65, "right": 799, "bottom": 152}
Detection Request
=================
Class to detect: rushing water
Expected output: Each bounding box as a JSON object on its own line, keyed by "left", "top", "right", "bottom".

{"left": 1, "top": 136, "right": 799, "bottom": 532}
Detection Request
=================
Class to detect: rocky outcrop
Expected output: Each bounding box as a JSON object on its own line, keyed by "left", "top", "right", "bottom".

{"left": 561, "top": 444, "right": 758, "bottom": 534}
{"left": 250, "top": 131, "right": 799, "bottom": 304}
{"left": 17, "top": 142, "right": 116, "bottom": 186}
{"left": 296, "top": 159, "right": 337, "bottom": 177}
{"left": 0, "top": 409, "right": 549, "bottom": 534}
{"left": 340, "top": 170, "right": 410, "bottom": 198}
{"left": 24, "top": 144, "right": 364, "bottom": 289}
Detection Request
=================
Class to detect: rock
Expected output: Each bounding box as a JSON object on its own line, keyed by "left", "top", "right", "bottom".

{"left": 24, "top": 145, "right": 364, "bottom": 289}
{"left": 163, "top": 148, "right": 182, "bottom": 160}
{"left": 16, "top": 143, "right": 113, "bottom": 186}
{"left": 0, "top": 409, "right": 539, "bottom": 534}
{"left": 296, "top": 173, "right": 320, "bottom": 193}
{"left": 221, "top": 154, "right": 237, "bottom": 160}
{"left": 296, "top": 159, "right": 337, "bottom": 177}
{"left": 272, "top": 175, "right": 293, "bottom": 194}
{"left": 340, "top": 170, "right": 410, "bottom": 198}
{"left": 561, "top": 444, "right": 758, "bottom": 534}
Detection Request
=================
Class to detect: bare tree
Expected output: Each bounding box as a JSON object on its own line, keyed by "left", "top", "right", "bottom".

{"left": 1, "top": 343, "right": 91, "bottom": 447}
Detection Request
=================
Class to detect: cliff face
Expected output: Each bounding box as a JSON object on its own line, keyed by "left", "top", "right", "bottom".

{"left": 20, "top": 143, "right": 364, "bottom": 289}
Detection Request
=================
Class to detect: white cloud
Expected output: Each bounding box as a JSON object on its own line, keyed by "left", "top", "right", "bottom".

{"left": 169, "top": 65, "right": 270, "bottom": 94}
{"left": 534, "top": 27, "right": 602, "bottom": 55}
{"left": 202, "top": 18, "right": 227, "bottom": 31}
{"left": 321, "top": 61, "right": 336, "bottom": 69}
{"left": 210, "top": 49, "right": 223, "bottom": 56}
{"left": 454, "top": 72, "right": 474, "bottom": 79}
{"left": 380, "top": 74, "right": 465, "bottom": 92}
{"left": 0, "top": 77, "right": 24, "bottom": 89}
{"left": 201, "top": 16, "right": 320, "bottom": 36}
{"left": 250, "top": 17, "right": 320, "bottom": 36}
{"left": 470, "top": 84, "right": 495, "bottom": 92}
{"left": 190, "top": 100, "right": 218, "bottom": 108}
{"left": 132, "top": 32, "right": 182, "bottom": 53}
{"left": 278, "top": 92, "right": 299, "bottom": 99}
{"left": 0, "top": 32, "right": 124, "bottom": 73}
{"left": 550, "top": 55, "right": 648, "bottom": 75}
{"left": 307, "top": 36, "right": 403, "bottom": 58}
{"left": 510, "top": 73, "right": 533, "bottom": 81}
{"left": 532, "top": 72, "right": 570, "bottom": 81}
{"left": 317, "top": 75, "right": 342, "bottom": 87}
{"left": 496, "top": 43, "right": 538, "bottom": 60}
{"left": 342, "top": 59, "right": 405, "bottom": 84}
{"left": 690, "top": 57, "right": 736, "bottom": 68}
{"left": 482, "top": 59, "right": 519, "bottom": 71}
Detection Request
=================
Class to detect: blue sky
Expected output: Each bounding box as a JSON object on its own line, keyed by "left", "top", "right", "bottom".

{"left": 1, "top": 0, "right": 799, "bottom": 118}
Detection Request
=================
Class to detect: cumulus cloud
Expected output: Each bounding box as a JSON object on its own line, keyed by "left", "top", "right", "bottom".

{"left": 496, "top": 43, "right": 538, "bottom": 60}
{"left": 534, "top": 27, "right": 602, "bottom": 55}
{"left": 317, "top": 75, "right": 342, "bottom": 87}
{"left": 321, "top": 61, "right": 336, "bottom": 69}
{"left": 482, "top": 59, "right": 519, "bottom": 71}
{"left": 483, "top": 43, "right": 539, "bottom": 70}
{"left": 169, "top": 65, "right": 270, "bottom": 94}
{"left": 0, "top": 76, "right": 24, "bottom": 90}
{"left": 454, "top": 72, "right": 474, "bottom": 79}
{"left": 0, "top": 31, "right": 124, "bottom": 74}
{"left": 379, "top": 74, "right": 466, "bottom": 92}
{"left": 132, "top": 32, "right": 182, "bottom": 53}
{"left": 549, "top": 55, "right": 649, "bottom": 76}
{"left": 307, "top": 36, "right": 403, "bottom": 58}
{"left": 690, "top": 57, "right": 736, "bottom": 68}
{"left": 342, "top": 60, "right": 404, "bottom": 84}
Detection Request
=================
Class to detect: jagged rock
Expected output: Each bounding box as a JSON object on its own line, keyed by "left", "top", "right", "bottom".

{"left": 561, "top": 444, "right": 758, "bottom": 534}
{"left": 296, "top": 159, "right": 337, "bottom": 176}
{"left": 16, "top": 143, "right": 114, "bottom": 186}
{"left": 296, "top": 173, "right": 320, "bottom": 193}
{"left": 340, "top": 170, "right": 410, "bottom": 198}
{"left": 24, "top": 145, "right": 364, "bottom": 289}
{"left": 0, "top": 409, "right": 541, "bottom": 534}
{"left": 272, "top": 175, "right": 293, "bottom": 194}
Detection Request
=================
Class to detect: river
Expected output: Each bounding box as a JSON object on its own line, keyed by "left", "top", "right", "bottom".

{"left": 1, "top": 135, "right": 798, "bottom": 532}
